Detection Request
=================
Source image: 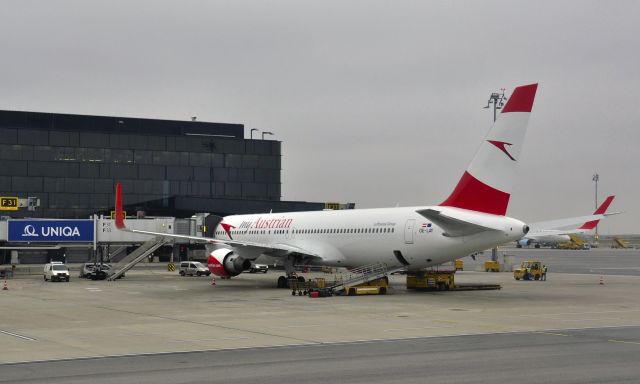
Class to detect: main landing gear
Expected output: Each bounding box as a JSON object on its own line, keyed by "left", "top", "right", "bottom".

{"left": 276, "top": 256, "right": 305, "bottom": 288}
{"left": 276, "top": 275, "right": 305, "bottom": 289}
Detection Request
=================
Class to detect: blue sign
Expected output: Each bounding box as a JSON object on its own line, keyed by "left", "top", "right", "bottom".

{"left": 8, "top": 220, "right": 95, "bottom": 242}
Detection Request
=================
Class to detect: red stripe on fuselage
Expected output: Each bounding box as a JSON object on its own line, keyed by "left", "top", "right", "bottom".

{"left": 501, "top": 83, "right": 538, "bottom": 113}
{"left": 440, "top": 171, "right": 510, "bottom": 216}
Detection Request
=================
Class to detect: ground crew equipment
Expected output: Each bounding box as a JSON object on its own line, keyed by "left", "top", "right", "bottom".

{"left": 514, "top": 260, "right": 543, "bottom": 280}
{"left": 484, "top": 260, "right": 500, "bottom": 272}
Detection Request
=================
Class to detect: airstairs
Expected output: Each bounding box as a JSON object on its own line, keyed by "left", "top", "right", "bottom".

{"left": 107, "top": 237, "right": 167, "bottom": 281}
{"left": 329, "top": 262, "right": 404, "bottom": 294}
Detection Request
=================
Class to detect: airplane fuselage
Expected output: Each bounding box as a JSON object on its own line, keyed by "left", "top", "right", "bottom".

{"left": 213, "top": 206, "right": 527, "bottom": 270}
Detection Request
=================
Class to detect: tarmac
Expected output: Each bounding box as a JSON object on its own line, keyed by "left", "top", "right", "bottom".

{"left": 1, "top": 248, "right": 640, "bottom": 365}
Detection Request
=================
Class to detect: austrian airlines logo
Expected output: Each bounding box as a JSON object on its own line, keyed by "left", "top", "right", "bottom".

{"left": 220, "top": 223, "right": 235, "bottom": 239}
{"left": 487, "top": 140, "right": 516, "bottom": 161}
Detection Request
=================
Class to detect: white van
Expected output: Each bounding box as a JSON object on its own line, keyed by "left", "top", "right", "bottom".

{"left": 44, "top": 262, "right": 70, "bottom": 282}
{"left": 179, "top": 261, "right": 211, "bottom": 277}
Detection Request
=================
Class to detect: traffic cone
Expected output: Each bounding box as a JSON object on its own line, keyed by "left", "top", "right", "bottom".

{"left": 211, "top": 278, "right": 216, "bottom": 286}
{"left": 599, "top": 275, "right": 604, "bottom": 285}
{"left": 2, "top": 279, "right": 7, "bottom": 291}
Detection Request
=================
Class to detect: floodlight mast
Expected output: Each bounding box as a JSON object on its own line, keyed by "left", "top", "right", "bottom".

{"left": 485, "top": 88, "right": 508, "bottom": 261}
{"left": 484, "top": 88, "right": 508, "bottom": 123}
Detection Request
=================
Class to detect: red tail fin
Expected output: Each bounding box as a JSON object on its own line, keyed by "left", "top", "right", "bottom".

{"left": 579, "top": 195, "right": 615, "bottom": 230}
{"left": 440, "top": 83, "right": 538, "bottom": 215}
{"left": 115, "top": 182, "right": 125, "bottom": 229}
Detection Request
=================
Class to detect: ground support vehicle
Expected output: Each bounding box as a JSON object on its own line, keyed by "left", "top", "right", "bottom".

{"left": 455, "top": 260, "right": 464, "bottom": 271}
{"left": 484, "top": 260, "right": 501, "bottom": 272}
{"left": 44, "top": 262, "right": 70, "bottom": 282}
{"left": 179, "top": 261, "right": 211, "bottom": 277}
{"left": 288, "top": 277, "right": 327, "bottom": 296}
{"left": 555, "top": 234, "right": 590, "bottom": 250}
{"left": 406, "top": 271, "right": 455, "bottom": 291}
{"left": 80, "top": 263, "right": 122, "bottom": 280}
{"left": 612, "top": 236, "right": 630, "bottom": 249}
{"left": 343, "top": 277, "right": 389, "bottom": 296}
{"left": 513, "top": 260, "right": 543, "bottom": 280}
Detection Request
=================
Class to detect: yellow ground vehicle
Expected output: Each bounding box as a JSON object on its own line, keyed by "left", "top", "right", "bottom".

{"left": 556, "top": 234, "right": 590, "bottom": 250}
{"left": 513, "top": 260, "right": 543, "bottom": 280}
{"left": 345, "top": 277, "right": 389, "bottom": 295}
{"left": 484, "top": 260, "right": 500, "bottom": 272}
{"left": 406, "top": 271, "right": 455, "bottom": 291}
{"left": 454, "top": 260, "right": 464, "bottom": 271}
{"left": 612, "top": 236, "right": 630, "bottom": 249}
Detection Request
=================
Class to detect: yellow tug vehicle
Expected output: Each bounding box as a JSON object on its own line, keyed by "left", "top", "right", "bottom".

{"left": 513, "top": 260, "right": 543, "bottom": 280}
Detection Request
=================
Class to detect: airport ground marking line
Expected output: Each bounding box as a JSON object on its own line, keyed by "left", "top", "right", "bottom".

{"left": 5, "top": 324, "right": 640, "bottom": 365}
{"left": 0, "top": 330, "right": 37, "bottom": 341}
{"left": 608, "top": 339, "right": 640, "bottom": 346}
{"left": 91, "top": 305, "right": 320, "bottom": 345}
{"left": 534, "top": 332, "right": 570, "bottom": 337}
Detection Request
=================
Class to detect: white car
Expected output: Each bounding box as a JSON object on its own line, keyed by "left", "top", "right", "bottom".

{"left": 179, "top": 261, "right": 211, "bottom": 277}
{"left": 79, "top": 263, "right": 123, "bottom": 280}
{"left": 44, "top": 262, "right": 70, "bottom": 282}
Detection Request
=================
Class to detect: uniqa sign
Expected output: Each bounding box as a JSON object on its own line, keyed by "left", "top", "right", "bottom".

{"left": 8, "top": 220, "right": 94, "bottom": 242}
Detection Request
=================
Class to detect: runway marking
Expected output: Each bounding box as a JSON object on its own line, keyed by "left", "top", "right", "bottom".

{"left": 608, "top": 339, "right": 640, "bottom": 345}
{"left": 269, "top": 324, "right": 322, "bottom": 329}
{"left": 516, "top": 309, "right": 640, "bottom": 317}
{"left": 0, "top": 330, "right": 37, "bottom": 341}
{"left": 85, "top": 287, "right": 102, "bottom": 292}
{"left": 384, "top": 325, "right": 454, "bottom": 332}
{"left": 534, "top": 332, "right": 569, "bottom": 337}
{"left": 5, "top": 324, "right": 640, "bottom": 365}
{"left": 169, "top": 336, "right": 251, "bottom": 343}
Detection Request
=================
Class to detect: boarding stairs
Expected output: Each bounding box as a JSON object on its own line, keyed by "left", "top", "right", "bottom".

{"left": 107, "top": 237, "right": 167, "bottom": 281}
{"left": 329, "top": 262, "right": 404, "bottom": 294}
{"left": 106, "top": 245, "right": 128, "bottom": 263}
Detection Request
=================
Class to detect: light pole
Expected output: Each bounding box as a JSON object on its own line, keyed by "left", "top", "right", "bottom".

{"left": 250, "top": 128, "right": 259, "bottom": 139}
{"left": 262, "top": 131, "right": 273, "bottom": 140}
{"left": 593, "top": 173, "right": 599, "bottom": 246}
{"left": 485, "top": 88, "right": 508, "bottom": 262}
{"left": 484, "top": 89, "right": 508, "bottom": 123}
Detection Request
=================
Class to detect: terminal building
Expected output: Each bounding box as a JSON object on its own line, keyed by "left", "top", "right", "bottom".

{"left": 0, "top": 109, "right": 347, "bottom": 265}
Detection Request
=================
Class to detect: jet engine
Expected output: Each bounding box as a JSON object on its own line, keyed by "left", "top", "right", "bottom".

{"left": 207, "top": 248, "right": 252, "bottom": 277}
{"left": 517, "top": 239, "right": 532, "bottom": 248}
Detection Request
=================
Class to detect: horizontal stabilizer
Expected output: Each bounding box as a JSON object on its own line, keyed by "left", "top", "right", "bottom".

{"left": 417, "top": 208, "right": 500, "bottom": 237}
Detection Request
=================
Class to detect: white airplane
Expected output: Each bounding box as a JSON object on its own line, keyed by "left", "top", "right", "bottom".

{"left": 517, "top": 195, "right": 617, "bottom": 248}
{"left": 115, "top": 83, "right": 538, "bottom": 287}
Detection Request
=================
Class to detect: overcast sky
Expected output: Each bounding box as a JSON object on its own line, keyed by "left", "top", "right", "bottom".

{"left": 1, "top": 0, "right": 638, "bottom": 234}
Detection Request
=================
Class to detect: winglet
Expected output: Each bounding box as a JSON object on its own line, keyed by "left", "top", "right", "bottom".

{"left": 115, "top": 182, "right": 125, "bottom": 229}
{"left": 579, "top": 195, "right": 615, "bottom": 230}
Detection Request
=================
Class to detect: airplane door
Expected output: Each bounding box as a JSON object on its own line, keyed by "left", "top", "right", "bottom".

{"left": 404, "top": 219, "right": 415, "bottom": 244}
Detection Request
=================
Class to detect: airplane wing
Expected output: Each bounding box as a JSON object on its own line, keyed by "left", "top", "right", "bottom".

{"left": 416, "top": 208, "right": 502, "bottom": 237}
{"left": 113, "top": 183, "right": 320, "bottom": 260}
{"left": 528, "top": 195, "right": 619, "bottom": 233}
{"left": 528, "top": 213, "right": 620, "bottom": 232}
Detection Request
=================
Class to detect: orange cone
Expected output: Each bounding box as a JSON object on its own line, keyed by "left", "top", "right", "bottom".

{"left": 2, "top": 279, "right": 7, "bottom": 291}
{"left": 211, "top": 278, "right": 216, "bottom": 286}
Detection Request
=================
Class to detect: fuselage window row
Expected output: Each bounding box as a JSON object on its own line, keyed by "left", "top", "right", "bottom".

{"left": 217, "top": 227, "right": 396, "bottom": 237}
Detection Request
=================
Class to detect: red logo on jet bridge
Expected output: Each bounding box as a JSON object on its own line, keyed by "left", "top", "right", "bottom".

{"left": 487, "top": 140, "right": 516, "bottom": 161}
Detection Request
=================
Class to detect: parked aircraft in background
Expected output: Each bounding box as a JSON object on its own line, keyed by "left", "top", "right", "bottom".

{"left": 517, "top": 195, "right": 618, "bottom": 248}
{"left": 115, "top": 84, "right": 538, "bottom": 287}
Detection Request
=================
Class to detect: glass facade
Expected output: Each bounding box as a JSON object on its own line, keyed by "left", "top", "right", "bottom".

{"left": 0, "top": 110, "right": 282, "bottom": 218}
